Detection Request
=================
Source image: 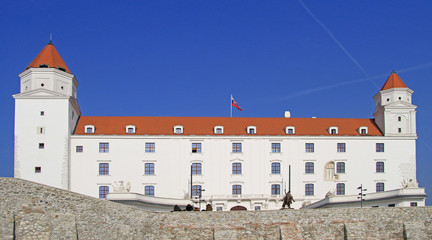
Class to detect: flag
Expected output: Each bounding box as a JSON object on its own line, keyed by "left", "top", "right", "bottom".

{"left": 231, "top": 95, "right": 243, "bottom": 111}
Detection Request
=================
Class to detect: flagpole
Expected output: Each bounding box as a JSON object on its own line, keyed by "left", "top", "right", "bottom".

{"left": 230, "top": 94, "right": 232, "bottom": 118}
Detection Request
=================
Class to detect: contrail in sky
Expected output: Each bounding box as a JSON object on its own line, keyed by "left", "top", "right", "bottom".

{"left": 268, "top": 62, "right": 432, "bottom": 102}
{"left": 298, "top": 0, "right": 379, "bottom": 89}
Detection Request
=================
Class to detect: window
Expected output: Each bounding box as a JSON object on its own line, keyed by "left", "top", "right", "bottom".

{"left": 145, "top": 186, "right": 155, "bottom": 196}
{"left": 40, "top": 111, "right": 44, "bottom": 116}
{"left": 376, "top": 182, "right": 384, "bottom": 192}
{"left": 388, "top": 204, "right": 395, "bottom": 207}
{"left": 329, "top": 127, "right": 338, "bottom": 134}
{"left": 216, "top": 207, "right": 223, "bottom": 211}
{"left": 285, "top": 126, "right": 295, "bottom": 134}
{"left": 247, "top": 126, "right": 256, "bottom": 134}
{"left": 192, "top": 185, "right": 202, "bottom": 197}
{"left": 99, "top": 186, "right": 109, "bottom": 199}
{"left": 398, "top": 116, "right": 401, "bottom": 122}
{"left": 174, "top": 125, "right": 184, "bottom": 134}
{"left": 410, "top": 202, "right": 418, "bottom": 207}
{"left": 192, "top": 143, "right": 201, "bottom": 153}
{"left": 305, "top": 162, "right": 314, "bottom": 174}
{"left": 271, "top": 143, "right": 281, "bottom": 153}
{"left": 376, "top": 143, "right": 384, "bottom": 152}
{"left": 336, "top": 183, "right": 345, "bottom": 195}
{"left": 39, "top": 143, "right": 44, "bottom": 149}
{"left": 99, "top": 143, "right": 109, "bottom": 153}
{"left": 232, "top": 143, "right": 242, "bottom": 153}
{"left": 232, "top": 163, "right": 242, "bottom": 174}
{"left": 398, "top": 128, "right": 402, "bottom": 133}
{"left": 359, "top": 126, "right": 368, "bottom": 135}
{"left": 85, "top": 125, "right": 95, "bottom": 133}
{"left": 38, "top": 127, "right": 45, "bottom": 134}
{"left": 76, "top": 146, "right": 83, "bottom": 152}
{"left": 232, "top": 185, "right": 242, "bottom": 195}
{"left": 192, "top": 163, "right": 202, "bottom": 175}
{"left": 144, "top": 163, "right": 155, "bottom": 175}
{"left": 376, "top": 161, "right": 384, "bottom": 173}
{"left": 145, "top": 143, "right": 155, "bottom": 152}
{"left": 337, "top": 143, "right": 346, "bottom": 152}
{"left": 271, "top": 184, "right": 281, "bottom": 195}
{"left": 255, "top": 206, "right": 261, "bottom": 211}
{"left": 35, "top": 167, "right": 41, "bottom": 173}
{"left": 126, "top": 125, "right": 136, "bottom": 134}
{"left": 336, "top": 162, "right": 345, "bottom": 174}
{"left": 271, "top": 162, "right": 281, "bottom": 174}
{"left": 214, "top": 126, "right": 224, "bottom": 134}
{"left": 99, "top": 163, "right": 109, "bottom": 175}
{"left": 305, "top": 143, "right": 314, "bottom": 153}
{"left": 305, "top": 184, "right": 314, "bottom": 196}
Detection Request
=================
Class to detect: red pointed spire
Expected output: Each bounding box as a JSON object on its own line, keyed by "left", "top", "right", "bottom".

{"left": 25, "top": 42, "right": 71, "bottom": 73}
{"left": 380, "top": 71, "right": 407, "bottom": 91}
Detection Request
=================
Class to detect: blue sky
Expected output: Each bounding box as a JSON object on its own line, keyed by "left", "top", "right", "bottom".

{"left": 1, "top": 1, "right": 431, "bottom": 204}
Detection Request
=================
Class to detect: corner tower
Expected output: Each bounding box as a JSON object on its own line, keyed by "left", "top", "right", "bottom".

{"left": 373, "top": 71, "right": 417, "bottom": 136}
{"left": 13, "top": 42, "right": 81, "bottom": 190}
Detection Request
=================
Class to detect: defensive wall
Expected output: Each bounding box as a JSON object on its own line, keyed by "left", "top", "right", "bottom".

{"left": 0, "top": 177, "right": 431, "bottom": 239}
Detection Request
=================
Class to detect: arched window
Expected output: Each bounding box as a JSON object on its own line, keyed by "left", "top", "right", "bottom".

{"left": 232, "top": 163, "right": 242, "bottom": 174}
{"left": 324, "top": 161, "right": 335, "bottom": 181}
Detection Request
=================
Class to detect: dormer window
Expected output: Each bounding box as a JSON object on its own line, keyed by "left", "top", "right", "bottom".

{"left": 126, "top": 125, "right": 136, "bottom": 134}
{"left": 358, "top": 126, "right": 368, "bottom": 135}
{"left": 329, "top": 126, "right": 338, "bottom": 135}
{"left": 57, "top": 67, "right": 66, "bottom": 72}
{"left": 174, "top": 125, "right": 184, "bottom": 134}
{"left": 247, "top": 126, "right": 256, "bottom": 134}
{"left": 38, "top": 64, "right": 49, "bottom": 68}
{"left": 85, "top": 125, "right": 95, "bottom": 133}
{"left": 285, "top": 126, "right": 295, "bottom": 135}
{"left": 214, "top": 126, "right": 224, "bottom": 134}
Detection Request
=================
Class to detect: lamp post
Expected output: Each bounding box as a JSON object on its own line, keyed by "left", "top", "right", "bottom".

{"left": 357, "top": 184, "right": 367, "bottom": 208}
{"left": 199, "top": 189, "right": 205, "bottom": 210}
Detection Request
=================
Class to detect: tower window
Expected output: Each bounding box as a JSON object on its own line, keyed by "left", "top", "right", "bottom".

{"left": 271, "top": 143, "right": 281, "bottom": 153}
{"left": 145, "top": 186, "right": 155, "bottom": 196}
{"left": 192, "top": 163, "right": 202, "bottom": 175}
{"left": 38, "top": 64, "right": 49, "bottom": 68}
{"left": 387, "top": 98, "right": 390, "bottom": 102}
{"left": 271, "top": 162, "right": 281, "bottom": 174}
{"left": 232, "top": 185, "right": 242, "bottom": 195}
{"left": 38, "top": 127, "right": 45, "bottom": 134}
{"left": 192, "top": 185, "right": 202, "bottom": 197}
{"left": 305, "top": 143, "right": 314, "bottom": 152}
{"left": 58, "top": 67, "right": 66, "bottom": 72}
{"left": 40, "top": 111, "right": 44, "bottom": 116}
{"left": 336, "top": 162, "right": 345, "bottom": 173}
{"left": 398, "top": 128, "right": 402, "bottom": 133}
{"left": 192, "top": 143, "right": 202, "bottom": 153}
{"left": 376, "top": 161, "right": 384, "bottom": 173}
{"left": 99, "top": 163, "right": 109, "bottom": 175}
{"left": 39, "top": 143, "right": 44, "bottom": 149}
{"left": 398, "top": 116, "right": 401, "bottom": 121}
{"left": 99, "top": 142, "right": 109, "bottom": 153}
{"left": 41, "top": 83, "right": 45, "bottom": 87}
{"left": 145, "top": 163, "right": 155, "bottom": 175}
{"left": 337, "top": 143, "right": 346, "bottom": 152}
{"left": 271, "top": 184, "right": 281, "bottom": 196}
{"left": 232, "top": 163, "right": 242, "bottom": 174}
{"left": 35, "top": 167, "right": 41, "bottom": 173}
{"left": 232, "top": 143, "right": 242, "bottom": 153}
{"left": 145, "top": 143, "right": 155, "bottom": 152}
{"left": 76, "top": 146, "right": 83, "bottom": 152}
{"left": 398, "top": 97, "right": 402, "bottom": 100}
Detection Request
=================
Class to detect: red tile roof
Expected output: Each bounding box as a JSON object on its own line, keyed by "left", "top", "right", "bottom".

{"left": 73, "top": 116, "right": 383, "bottom": 136}
{"left": 380, "top": 72, "right": 407, "bottom": 91}
{"left": 25, "top": 42, "right": 71, "bottom": 73}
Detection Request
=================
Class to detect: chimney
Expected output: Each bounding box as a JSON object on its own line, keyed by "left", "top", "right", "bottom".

{"left": 284, "top": 111, "right": 291, "bottom": 118}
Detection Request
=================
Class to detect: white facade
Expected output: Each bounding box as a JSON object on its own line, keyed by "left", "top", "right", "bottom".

{"left": 13, "top": 43, "right": 426, "bottom": 211}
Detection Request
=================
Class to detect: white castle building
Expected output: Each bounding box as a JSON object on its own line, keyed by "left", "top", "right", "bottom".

{"left": 13, "top": 42, "right": 426, "bottom": 211}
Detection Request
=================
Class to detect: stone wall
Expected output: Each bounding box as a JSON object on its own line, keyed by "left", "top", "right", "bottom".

{"left": 0, "top": 177, "right": 431, "bottom": 239}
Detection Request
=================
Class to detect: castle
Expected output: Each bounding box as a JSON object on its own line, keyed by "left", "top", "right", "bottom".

{"left": 13, "top": 42, "right": 426, "bottom": 211}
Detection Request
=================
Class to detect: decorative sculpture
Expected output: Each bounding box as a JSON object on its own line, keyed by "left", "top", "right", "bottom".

{"left": 281, "top": 191, "right": 295, "bottom": 209}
